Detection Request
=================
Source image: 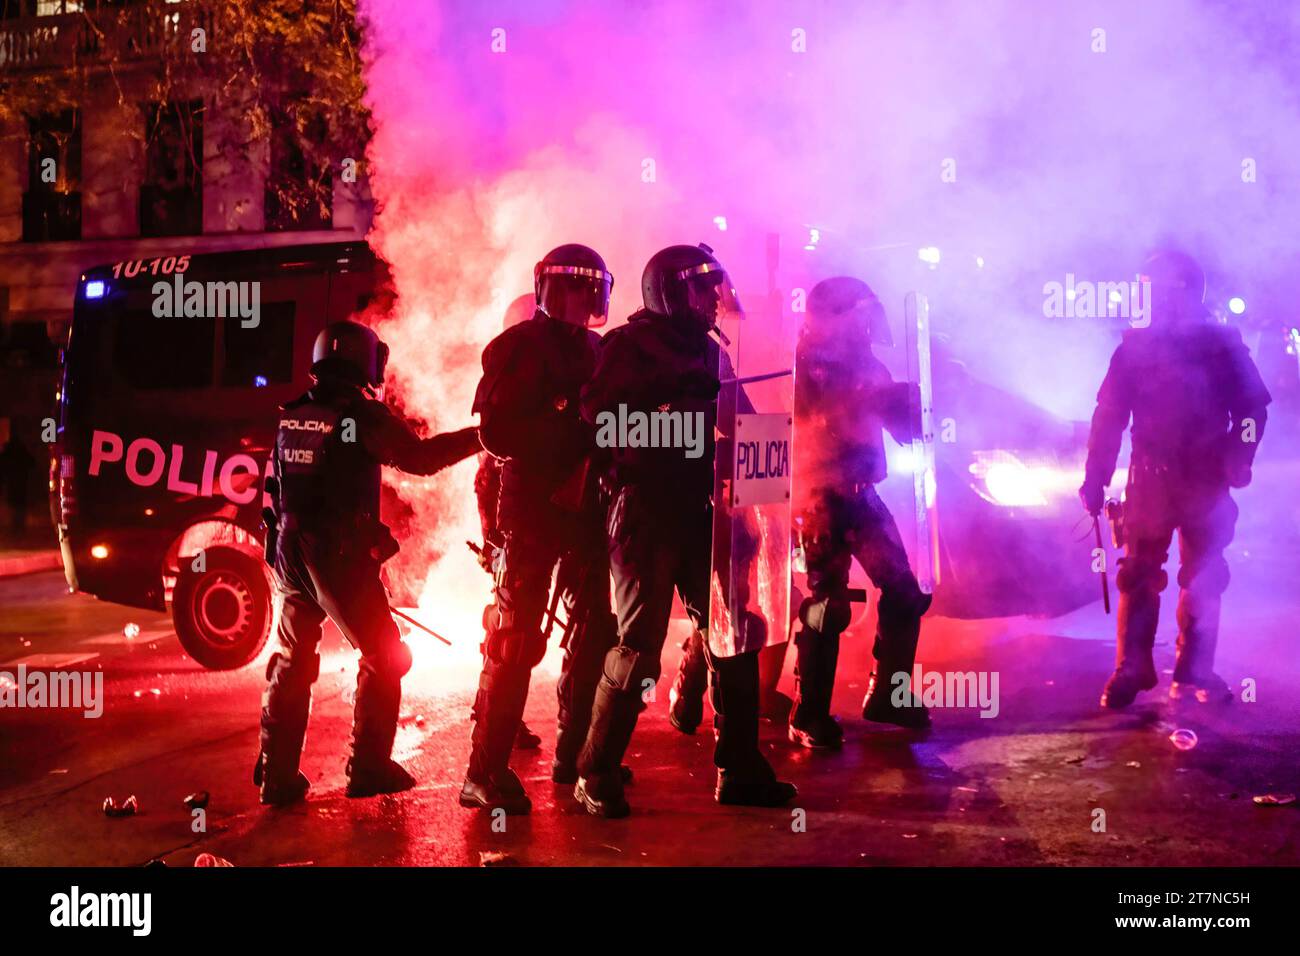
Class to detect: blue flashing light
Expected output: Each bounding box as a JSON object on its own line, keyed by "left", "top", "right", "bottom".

{"left": 85, "top": 280, "right": 106, "bottom": 299}
{"left": 253, "top": 375, "right": 269, "bottom": 388}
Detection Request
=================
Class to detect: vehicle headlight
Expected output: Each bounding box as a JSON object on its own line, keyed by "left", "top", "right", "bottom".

{"left": 969, "top": 451, "right": 1051, "bottom": 507}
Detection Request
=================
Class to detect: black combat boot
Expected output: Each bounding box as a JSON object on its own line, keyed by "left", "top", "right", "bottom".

{"left": 668, "top": 629, "right": 709, "bottom": 734}
{"left": 515, "top": 721, "right": 542, "bottom": 750}
{"left": 711, "top": 651, "right": 797, "bottom": 807}
{"left": 554, "top": 611, "right": 631, "bottom": 784}
{"left": 1169, "top": 591, "right": 1231, "bottom": 704}
{"left": 862, "top": 589, "right": 932, "bottom": 728}
{"left": 347, "top": 758, "right": 417, "bottom": 798}
{"left": 788, "top": 627, "right": 843, "bottom": 749}
{"left": 462, "top": 651, "right": 534, "bottom": 814}
{"left": 257, "top": 651, "right": 317, "bottom": 806}
{"left": 574, "top": 648, "right": 648, "bottom": 818}
{"left": 1100, "top": 590, "right": 1161, "bottom": 709}
{"left": 552, "top": 726, "right": 583, "bottom": 784}
{"left": 553, "top": 726, "right": 633, "bottom": 786}
{"left": 573, "top": 683, "right": 640, "bottom": 818}
{"left": 253, "top": 751, "right": 311, "bottom": 807}
{"left": 459, "top": 767, "right": 531, "bottom": 814}
{"left": 758, "top": 640, "right": 794, "bottom": 724}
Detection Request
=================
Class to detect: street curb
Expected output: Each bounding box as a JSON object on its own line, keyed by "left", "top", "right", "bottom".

{"left": 0, "top": 551, "right": 63, "bottom": 579}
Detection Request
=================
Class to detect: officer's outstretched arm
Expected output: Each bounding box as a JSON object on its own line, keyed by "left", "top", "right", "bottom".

{"left": 358, "top": 401, "right": 481, "bottom": 476}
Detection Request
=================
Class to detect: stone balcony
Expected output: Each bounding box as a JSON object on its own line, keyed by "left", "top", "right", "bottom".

{"left": 0, "top": 2, "right": 213, "bottom": 74}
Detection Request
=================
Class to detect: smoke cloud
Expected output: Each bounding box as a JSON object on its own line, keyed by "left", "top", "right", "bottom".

{"left": 358, "top": 0, "right": 1300, "bottom": 646}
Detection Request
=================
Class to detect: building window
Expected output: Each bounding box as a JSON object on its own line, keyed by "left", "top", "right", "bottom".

{"left": 220, "top": 302, "right": 296, "bottom": 387}
{"left": 140, "top": 99, "right": 204, "bottom": 237}
{"left": 35, "top": 1, "right": 84, "bottom": 15}
{"left": 265, "top": 110, "right": 332, "bottom": 232}
{"left": 22, "top": 108, "right": 81, "bottom": 243}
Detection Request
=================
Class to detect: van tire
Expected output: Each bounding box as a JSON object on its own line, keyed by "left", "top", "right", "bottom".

{"left": 172, "top": 548, "right": 272, "bottom": 670}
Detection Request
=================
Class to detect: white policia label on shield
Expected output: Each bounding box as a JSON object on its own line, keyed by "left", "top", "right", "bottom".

{"left": 731, "top": 413, "right": 792, "bottom": 507}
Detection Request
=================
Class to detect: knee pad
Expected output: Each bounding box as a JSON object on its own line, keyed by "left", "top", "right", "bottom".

{"left": 602, "top": 644, "right": 661, "bottom": 693}
{"left": 483, "top": 627, "right": 548, "bottom": 669}
{"left": 1177, "top": 556, "right": 1230, "bottom": 597}
{"left": 799, "top": 595, "right": 852, "bottom": 635}
{"left": 1116, "top": 557, "right": 1168, "bottom": 595}
{"left": 266, "top": 649, "right": 320, "bottom": 685}
{"left": 483, "top": 600, "right": 512, "bottom": 633}
{"left": 877, "top": 583, "right": 931, "bottom": 627}
{"left": 390, "top": 640, "right": 413, "bottom": 677}
{"left": 363, "top": 640, "right": 412, "bottom": 681}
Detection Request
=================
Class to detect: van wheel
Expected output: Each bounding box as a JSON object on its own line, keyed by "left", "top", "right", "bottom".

{"left": 172, "top": 548, "right": 271, "bottom": 670}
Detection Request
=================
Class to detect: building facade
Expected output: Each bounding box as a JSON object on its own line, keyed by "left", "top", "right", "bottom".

{"left": 0, "top": 0, "right": 372, "bottom": 531}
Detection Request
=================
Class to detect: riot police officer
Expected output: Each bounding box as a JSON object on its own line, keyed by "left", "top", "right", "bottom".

{"left": 258, "top": 321, "right": 481, "bottom": 805}
{"left": 1081, "top": 250, "right": 1271, "bottom": 708}
{"left": 574, "top": 243, "right": 797, "bottom": 817}
{"left": 472, "top": 293, "right": 543, "bottom": 753}
{"left": 459, "top": 244, "right": 621, "bottom": 815}
{"left": 787, "top": 277, "right": 933, "bottom": 748}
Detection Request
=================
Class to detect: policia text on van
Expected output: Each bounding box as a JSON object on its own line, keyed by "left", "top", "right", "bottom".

{"left": 52, "top": 242, "right": 420, "bottom": 670}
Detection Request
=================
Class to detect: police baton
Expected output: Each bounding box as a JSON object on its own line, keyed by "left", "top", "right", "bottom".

{"left": 388, "top": 605, "right": 452, "bottom": 646}
{"left": 720, "top": 369, "right": 794, "bottom": 387}
{"left": 1092, "top": 515, "right": 1111, "bottom": 615}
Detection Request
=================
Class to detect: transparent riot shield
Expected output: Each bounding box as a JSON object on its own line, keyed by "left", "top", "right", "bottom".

{"left": 708, "top": 307, "right": 795, "bottom": 658}
{"left": 904, "top": 291, "right": 940, "bottom": 594}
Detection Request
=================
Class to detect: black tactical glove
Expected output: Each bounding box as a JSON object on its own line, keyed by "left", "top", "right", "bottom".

{"left": 1078, "top": 481, "right": 1104, "bottom": 516}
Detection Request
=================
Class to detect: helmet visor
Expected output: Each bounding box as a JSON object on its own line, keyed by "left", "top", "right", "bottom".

{"left": 678, "top": 262, "right": 744, "bottom": 323}
{"left": 847, "top": 295, "right": 892, "bottom": 347}
{"left": 538, "top": 265, "right": 613, "bottom": 327}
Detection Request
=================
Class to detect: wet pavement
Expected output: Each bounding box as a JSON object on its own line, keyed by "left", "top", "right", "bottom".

{"left": 1, "top": 559, "right": 1297, "bottom": 868}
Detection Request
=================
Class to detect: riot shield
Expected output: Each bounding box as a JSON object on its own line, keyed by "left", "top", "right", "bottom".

{"left": 904, "top": 291, "right": 940, "bottom": 594}
{"left": 708, "top": 306, "right": 795, "bottom": 658}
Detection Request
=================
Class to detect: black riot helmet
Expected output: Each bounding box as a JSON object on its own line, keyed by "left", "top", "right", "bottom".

{"left": 535, "top": 244, "right": 613, "bottom": 328}
{"left": 807, "top": 276, "right": 893, "bottom": 347}
{"left": 1139, "top": 249, "right": 1206, "bottom": 325}
{"left": 311, "top": 320, "right": 389, "bottom": 388}
{"left": 641, "top": 243, "right": 744, "bottom": 328}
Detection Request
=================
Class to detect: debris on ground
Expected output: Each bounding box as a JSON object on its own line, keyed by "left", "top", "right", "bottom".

{"left": 184, "top": 791, "right": 210, "bottom": 810}
{"left": 1252, "top": 793, "right": 1296, "bottom": 807}
{"left": 479, "top": 851, "right": 518, "bottom": 867}
{"left": 102, "top": 795, "right": 138, "bottom": 817}
{"left": 194, "top": 852, "right": 234, "bottom": 867}
{"left": 1168, "top": 728, "right": 1198, "bottom": 751}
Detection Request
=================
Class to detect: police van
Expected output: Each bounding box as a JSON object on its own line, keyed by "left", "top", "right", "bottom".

{"left": 52, "top": 242, "right": 384, "bottom": 669}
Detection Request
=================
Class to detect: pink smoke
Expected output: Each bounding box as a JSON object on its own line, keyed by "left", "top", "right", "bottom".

{"left": 357, "top": 1, "right": 1300, "bottom": 665}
